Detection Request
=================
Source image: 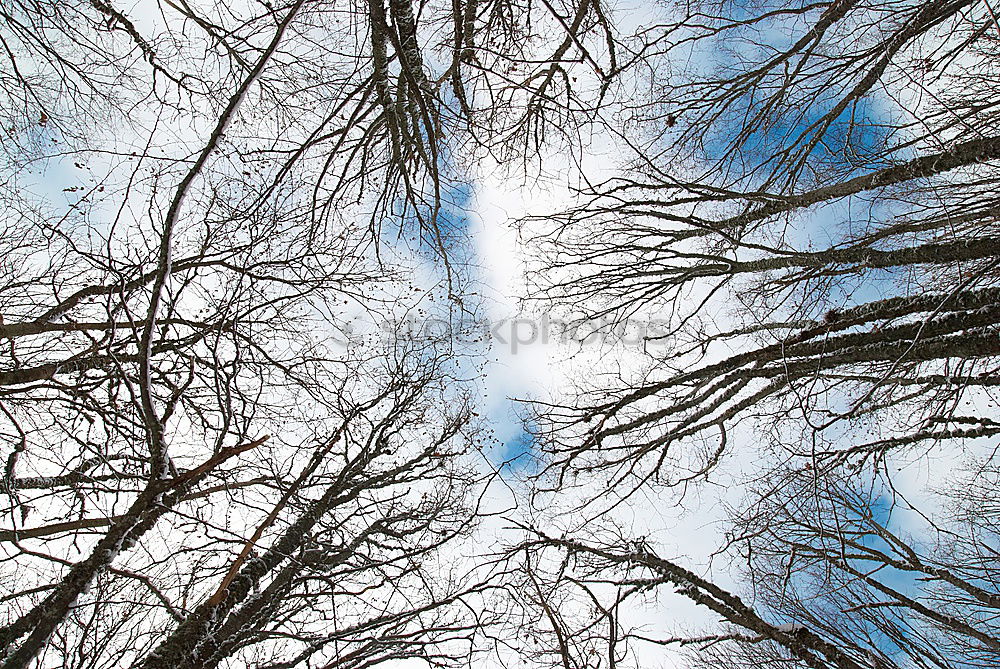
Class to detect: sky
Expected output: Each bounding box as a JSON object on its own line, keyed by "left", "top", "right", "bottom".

{"left": 7, "top": 2, "right": 997, "bottom": 667}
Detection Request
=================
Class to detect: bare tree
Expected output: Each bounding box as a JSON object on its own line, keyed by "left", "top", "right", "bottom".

{"left": 521, "top": 0, "right": 1000, "bottom": 496}
{"left": 3, "top": 347, "right": 489, "bottom": 669}
{"left": 503, "top": 523, "right": 879, "bottom": 669}
{"left": 0, "top": 0, "right": 630, "bottom": 665}
{"left": 12, "top": 0, "right": 1000, "bottom": 666}
{"left": 513, "top": 0, "right": 1000, "bottom": 666}
{"left": 709, "top": 466, "right": 1000, "bottom": 668}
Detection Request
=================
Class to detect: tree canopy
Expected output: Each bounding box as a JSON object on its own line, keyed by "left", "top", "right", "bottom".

{"left": 3, "top": 0, "right": 1000, "bottom": 667}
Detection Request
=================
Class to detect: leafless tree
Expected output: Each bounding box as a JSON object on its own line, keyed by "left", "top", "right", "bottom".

{"left": 706, "top": 465, "right": 1000, "bottom": 668}
{"left": 522, "top": 0, "right": 1000, "bottom": 498}
{"left": 514, "top": 0, "right": 1000, "bottom": 666}
{"left": 0, "top": 0, "right": 626, "bottom": 665}
{"left": 11, "top": 0, "right": 1000, "bottom": 666}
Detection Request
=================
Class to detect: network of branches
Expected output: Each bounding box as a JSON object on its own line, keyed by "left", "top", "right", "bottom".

{"left": 2, "top": 0, "right": 999, "bottom": 668}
